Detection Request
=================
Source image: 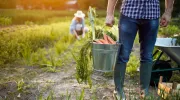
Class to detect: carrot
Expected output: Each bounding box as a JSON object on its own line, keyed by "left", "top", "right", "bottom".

{"left": 103, "top": 34, "right": 108, "bottom": 42}
{"left": 95, "top": 40, "right": 103, "bottom": 44}
{"left": 99, "top": 39, "right": 109, "bottom": 44}
{"left": 94, "top": 39, "right": 103, "bottom": 44}
{"left": 107, "top": 36, "right": 116, "bottom": 44}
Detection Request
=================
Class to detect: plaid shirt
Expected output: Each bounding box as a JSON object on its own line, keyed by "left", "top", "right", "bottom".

{"left": 121, "top": 0, "right": 160, "bottom": 19}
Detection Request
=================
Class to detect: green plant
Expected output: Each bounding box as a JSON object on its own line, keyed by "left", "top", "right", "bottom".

{"left": 126, "top": 55, "right": 139, "bottom": 77}
{"left": 88, "top": 7, "right": 96, "bottom": 40}
{"left": 170, "top": 72, "right": 180, "bottom": 83}
{"left": 17, "top": 79, "right": 25, "bottom": 92}
{"left": 170, "top": 90, "right": 180, "bottom": 100}
{"left": 38, "top": 94, "right": 43, "bottom": 100}
{"left": 21, "top": 43, "right": 32, "bottom": 66}
{"left": 103, "top": 72, "right": 113, "bottom": 78}
{"left": 72, "top": 41, "right": 92, "bottom": 87}
{"left": 55, "top": 41, "right": 69, "bottom": 55}
{"left": 159, "top": 25, "right": 180, "bottom": 37}
{"left": 25, "top": 21, "right": 34, "bottom": 26}
{"left": 73, "top": 7, "right": 118, "bottom": 88}
{"left": 44, "top": 66, "right": 57, "bottom": 73}
{"left": 153, "top": 47, "right": 170, "bottom": 61}
{"left": 0, "top": 21, "right": 75, "bottom": 67}
{"left": 76, "top": 89, "right": 85, "bottom": 100}
{"left": 66, "top": 90, "right": 71, "bottom": 100}
{"left": 37, "top": 91, "right": 55, "bottom": 100}
{"left": 91, "top": 87, "right": 98, "bottom": 100}
{"left": 0, "top": 17, "right": 12, "bottom": 26}
{"left": 31, "top": 48, "right": 60, "bottom": 72}
{"left": 46, "top": 91, "right": 55, "bottom": 100}
{"left": 31, "top": 48, "right": 49, "bottom": 66}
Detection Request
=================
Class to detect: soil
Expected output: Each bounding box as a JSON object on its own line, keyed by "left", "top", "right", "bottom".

{"left": 0, "top": 23, "right": 161, "bottom": 100}
{"left": 0, "top": 40, "right": 159, "bottom": 100}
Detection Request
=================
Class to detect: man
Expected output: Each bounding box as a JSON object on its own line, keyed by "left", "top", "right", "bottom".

{"left": 106, "top": 0, "right": 174, "bottom": 99}
{"left": 70, "top": 10, "right": 88, "bottom": 40}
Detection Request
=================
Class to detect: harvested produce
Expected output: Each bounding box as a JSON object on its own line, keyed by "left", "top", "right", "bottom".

{"left": 94, "top": 40, "right": 103, "bottom": 44}
{"left": 94, "top": 27, "right": 117, "bottom": 40}
{"left": 99, "top": 39, "right": 109, "bottom": 44}
{"left": 103, "top": 34, "right": 108, "bottom": 42}
{"left": 73, "top": 7, "right": 117, "bottom": 87}
{"left": 72, "top": 41, "right": 92, "bottom": 87}
{"left": 107, "top": 35, "right": 116, "bottom": 44}
{"left": 94, "top": 34, "right": 116, "bottom": 44}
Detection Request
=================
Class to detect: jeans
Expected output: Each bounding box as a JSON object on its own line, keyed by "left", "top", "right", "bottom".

{"left": 117, "top": 14, "right": 159, "bottom": 63}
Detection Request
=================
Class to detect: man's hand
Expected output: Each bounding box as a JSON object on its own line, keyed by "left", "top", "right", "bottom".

{"left": 160, "top": 0, "right": 174, "bottom": 27}
{"left": 106, "top": 15, "right": 115, "bottom": 27}
{"left": 160, "top": 12, "right": 171, "bottom": 27}
{"left": 106, "top": 0, "right": 118, "bottom": 27}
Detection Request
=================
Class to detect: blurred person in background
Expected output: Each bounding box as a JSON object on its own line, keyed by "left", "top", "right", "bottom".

{"left": 70, "top": 10, "right": 88, "bottom": 40}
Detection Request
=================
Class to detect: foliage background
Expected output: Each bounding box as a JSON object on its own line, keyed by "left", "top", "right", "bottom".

{"left": 0, "top": 0, "right": 179, "bottom": 17}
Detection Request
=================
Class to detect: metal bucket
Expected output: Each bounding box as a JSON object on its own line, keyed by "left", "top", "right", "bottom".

{"left": 92, "top": 43, "right": 121, "bottom": 72}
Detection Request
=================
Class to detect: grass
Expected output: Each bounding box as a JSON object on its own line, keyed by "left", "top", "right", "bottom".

{"left": 0, "top": 21, "right": 75, "bottom": 67}
{"left": 126, "top": 54, "right": 139, "bottom": 77}
{"left": 0, "top": 9, "right": 180, "bottom": 99}
{"left": 0, "top": 13, "right": 81, "bottom": 99}
{"left": 0, "top": 9, "right": 75, "bottom": 25}
{"left": 17, "top": 79, "right": 25, "bottom": 92}
{"left": 158, "top": 18, "right": 180, "bottom": 37}
{"left": 0, "top": 17, "right": 76, "bottom": 99}
{"left": 159, "top": 25, "right": 180, "bottom": 37}
{"left": 0, "top": 16, "right": 12, "bottom": 26}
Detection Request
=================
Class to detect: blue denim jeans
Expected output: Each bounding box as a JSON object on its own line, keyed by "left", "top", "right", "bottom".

{"left": 117, "top": 14, "right": 159, "bottom": 63}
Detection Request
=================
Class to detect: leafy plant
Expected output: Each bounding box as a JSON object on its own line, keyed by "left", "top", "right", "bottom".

{"left": 0, "top": 21, "right": 75, "bottom": 67}
{"left": 72, "top": 41, "right": 92, "bottom": 87}
{"left": 88, "top": 6, "right": 96, "bottom": 40}
{"left": 25, "top": 21, "right": 34, "bottom": 26}
{"left": 126, "top": 55, "right": 139, "bottom": 77}
{"left": 159, "top": 25, "right": 180, "bottom": 37}
{"left": 93, "top": 26, "right": 117, "bottom": 41}
{"left": 66, "top": 90, "right": 71, "bottom": 100}
{"left": 21, "top": 43, "right": 32, "bottom": 66}
{"left": 0, "top": 17, "right": 12, "bottom": 26}
{"left": 38, "top": 93, "right": 43, "bottom": 100}
{"left": 46, "top": 91, "right": 55, "bottom": 100}
{"left": 76, "top": 89, "right": 85, "bottom": 100}
{"left": 55, "top": 41, "right": 69, "bottom": 55}
{"left": 73, "top": 7, "right": 117, "bottom": 87}
{"left": 17, "top": 79, "right": 25, "bottom": 92}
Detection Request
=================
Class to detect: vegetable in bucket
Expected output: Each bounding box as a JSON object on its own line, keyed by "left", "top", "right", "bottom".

{"left": 72, "top": 7, "right": 118, "bottom": 87}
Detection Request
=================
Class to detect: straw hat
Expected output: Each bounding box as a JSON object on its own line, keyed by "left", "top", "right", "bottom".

{"left": 74, "top": 10, "right": 85, "bottom": 18}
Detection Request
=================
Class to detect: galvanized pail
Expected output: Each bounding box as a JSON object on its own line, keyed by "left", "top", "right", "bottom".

{"left": 92, "top": 43, "right": 121, "bottom": 72}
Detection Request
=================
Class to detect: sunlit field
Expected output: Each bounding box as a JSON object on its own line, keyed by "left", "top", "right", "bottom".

{"left": 0, "top": 7, "right": 180, "bottom": 99}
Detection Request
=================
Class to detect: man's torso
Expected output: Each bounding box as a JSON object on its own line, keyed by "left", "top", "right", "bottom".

{"left": 121, "top": 0, "right": 160, "bottom": 19}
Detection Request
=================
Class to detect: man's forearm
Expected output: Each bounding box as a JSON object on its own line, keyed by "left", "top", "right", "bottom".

{"left": 107, "top": 0, "right": 118, "bottom": 15}
{"left": 165, "top": 0, "right": 175, "bottom": 14}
